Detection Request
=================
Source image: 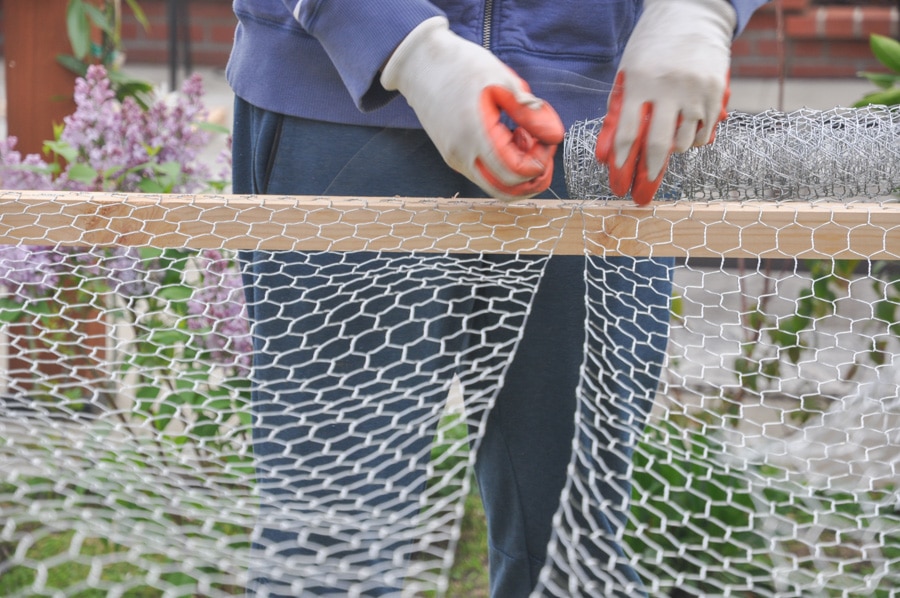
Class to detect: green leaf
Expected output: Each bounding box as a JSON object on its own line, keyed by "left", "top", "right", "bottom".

{"left": 746, "top": 306, "right": 766, "bottom": 333}
{"left": 768, "top": 327, "right": 798, "bottom": 351}
{"left": 870, "top": 34, "right": 900, "bottom": 75}
{"left": 124, "top": 0, "right": 151, "bottom": 31}
{"left": 195, "top": 121, "right": 231, "bottom": 135}
{"left": 43, "top": 139, "right": 79, "bottom": 163}
{"left": 149, "top": 328, "right": 191, "bottom": 346}
{"left": 0, "top": 306, "right": 24, "bottom": 323}
{"left": 56, "top": 53, "right": 89, "bottom": 77}
{"left": 82, "top": 2, "right": 114, "bottom": 37}
{"left": 156, "top": 161, "right": 184, "bottom": 183}
{"left": 139, "top": 247, "right": 164, "bottom": 261}
{"left": 66, "top": 163, "right": 99, "bottom": 184}
{"left": 112, "top": 80, "right": 154, "bottom": 108}
{"left": 858, "top": 71, "right": 900, "bottom": 90}
{"left": 158, "top": 285, "right": 194, "bottom": 301}
{"left": 854, "top": 87, "right": 900, "bottom": 107}
{"left": 734, "top": 356, "right": 759, "bottom": 392}
{"left": 138, "top": 178, "right": 167, "bottom": 194}
{"left": 834, "top": 259, "right": 860, "bottom": 280}
{"left": 779, "top": 313, "right": 810, "bottom": 336}
{"left": 66, "top": 0, "right": 91, "bottom": 60}
{"left": 154, "top": 400, "right": 177, "bottom": 432}
{"left": 237, "top": 409, "right": 253, "bottom": 428}
{"left": 106, "top": 69, "right": 154, "bottom": 92}
{"left": 874, "top": 298, "right": 898, "bottom": 324}
{"left": 669, "top": 292, "right": 684, "bottom": 323}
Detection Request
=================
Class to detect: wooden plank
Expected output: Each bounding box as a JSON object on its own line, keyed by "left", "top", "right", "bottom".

{"left": 0, "top": 190, "right": 898, "bottom": 259}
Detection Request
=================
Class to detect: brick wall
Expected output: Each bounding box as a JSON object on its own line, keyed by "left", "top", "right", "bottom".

{"left": 0, "top": 0, "right": 237, "bottom": 68}
{"left": 732, "top": 0, "right": 899, "bottom": 77}
{"left": 0, "top": 0, "right": 897, "bottom": 77}
{"left": 118, "top": 0, "right": 237, "bottom": 66}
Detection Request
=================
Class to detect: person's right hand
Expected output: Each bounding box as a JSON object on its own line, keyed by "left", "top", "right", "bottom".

{"left": 380, "top": 17, "right": 565, "bottom": 202}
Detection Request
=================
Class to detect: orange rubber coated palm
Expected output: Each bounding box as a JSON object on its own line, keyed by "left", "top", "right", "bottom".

{"left": 595, "top": 72, "right": 730, "bottom": 205}
{"left": 475, "top": 84, "right": 565, "bottom": 198}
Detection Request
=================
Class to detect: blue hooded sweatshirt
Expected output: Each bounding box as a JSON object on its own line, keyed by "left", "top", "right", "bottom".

{"left": 226, "top": 0, "right": 767, "bottom": 130}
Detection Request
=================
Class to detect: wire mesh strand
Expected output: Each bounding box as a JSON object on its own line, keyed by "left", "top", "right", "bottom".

{"left": 565, "top": 105, "right": 900, "bottom": 202}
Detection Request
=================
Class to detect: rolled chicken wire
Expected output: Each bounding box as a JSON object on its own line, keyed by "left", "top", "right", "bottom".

{"left": 564, "top": 105, "right": 900, "bottom": 202}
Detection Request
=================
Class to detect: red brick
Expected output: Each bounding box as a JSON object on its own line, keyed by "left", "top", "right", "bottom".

{"left": 786, "top": 13, "right": 820, "bottom": 38}
{"left": 190, "top": 1, "right": 236, "bottom": 19}
{"left": 744, "top": 10, "right": 778, "bottom": 31}
{"left": 731, "top": 63, "right": 782, "bottom": 78}
{"left": 732, "top": 38, "right": 754, "bottom": 57}
{"left": 824, "top": 7, "right": 861, "bottom": 39}
{"left": 132, "top": 1, "right": 165, "bottom": 19}
{"left": 756, "top": 38, "right": 785, "bottom": 57}
{"left": 826, "top": 39, "right": 885, "bottom": 60}
{"left": 120, "top": 21, "right": 141, "bottom": 40}
{"left": 188, "top": 22, "right": 205, "bottom": 42}
{"left": 791, "top": 40, "right": 828, "bottom": 58}
{"left": 759, "top": 0, "right": 810, "bottom": 13}
{"left": 862, "top": 8, "right": 899, "bottom": 37}
{"left": 123, "top": 47, "right": 167, "bottom": 64}
{"left": 210, "top": 24, "right": 237, "bottom": 45}
{"left": 189, "top": 49, "right": 231, "bottom": 68}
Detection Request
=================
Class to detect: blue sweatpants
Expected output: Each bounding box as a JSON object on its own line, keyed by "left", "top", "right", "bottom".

{"left": 232, "top": 96, "right": 672, "bottom": 597}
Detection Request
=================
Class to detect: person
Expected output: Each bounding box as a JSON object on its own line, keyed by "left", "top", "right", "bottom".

{"left": 226, "top": 0, "right": 766, "bottom": 595}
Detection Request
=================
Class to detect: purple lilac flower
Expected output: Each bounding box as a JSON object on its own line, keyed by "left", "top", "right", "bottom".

{"left": 0, "top": 137, "right": 55, "bottom": 190}
{"left": 187, "top": 250, "right": 251, "bottom": 374}
{"left": 0, "top": 246, "right": 71, "bottom": 303}
{"left": 0, "top": 66, "right": 245, "bottom": 382}
{"left": 57, "top": 65, "right": 216, "bottom": 193}
{"left": 0, "top": 66, "right": 232, "bottom": 304}
{"left": 103, "top": 247, "right": 157, "bottom": 298}
{"left": 0, "top": 246, "right": 142, "bottom": 302}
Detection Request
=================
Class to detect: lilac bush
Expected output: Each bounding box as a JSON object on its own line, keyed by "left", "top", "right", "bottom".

{"left": 187, "top": 250, "right": 252, "bottom": 376}
{"left": 0, "top": 65, "right": 250, "bottom": 384}
{"left": 55, "top": 65, "right": 223, "bottom": 192}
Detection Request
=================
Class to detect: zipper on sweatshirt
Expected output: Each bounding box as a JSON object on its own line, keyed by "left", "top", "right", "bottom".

{"left": 482, "top": 0, "right": 493, "bottom": 49}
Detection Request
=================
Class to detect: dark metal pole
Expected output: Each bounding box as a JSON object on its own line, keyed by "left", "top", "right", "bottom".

{"left": 167, "top": 0, "right": 178, "bottom": 91}
{"left": 180, "top": 1, "right": 192, "bottom": 77}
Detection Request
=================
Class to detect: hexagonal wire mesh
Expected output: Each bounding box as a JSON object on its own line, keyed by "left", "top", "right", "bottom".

{"left": 0, "top": 105, "right": 898, "bottom": 597}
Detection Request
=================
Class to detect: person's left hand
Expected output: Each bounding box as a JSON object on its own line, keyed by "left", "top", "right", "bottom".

{"left": 595, "top": 0, "right": 737, "bottom": 205}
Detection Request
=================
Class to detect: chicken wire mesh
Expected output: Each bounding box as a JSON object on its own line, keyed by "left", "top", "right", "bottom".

{"left": 566, "top": 106, "right": 900, "bottom": 202}
{"left": 0, "top": 106, "right": 898, "bottom": 597}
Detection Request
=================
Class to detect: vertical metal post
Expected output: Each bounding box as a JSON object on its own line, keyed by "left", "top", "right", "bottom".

{"left": 167, "top": 0, "right": 178, "bottom": 91}
{"left": 167, "top": 0, "right": 192, "bottom": 91}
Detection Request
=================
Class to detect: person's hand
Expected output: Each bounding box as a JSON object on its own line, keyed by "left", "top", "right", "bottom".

{"left": 381, "top": 17, "right": 565, "bottom": 201}
{"left": 595, "top": 0, "right": 737, "bottom": 205}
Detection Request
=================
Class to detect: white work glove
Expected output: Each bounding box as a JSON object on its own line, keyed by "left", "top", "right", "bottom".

{"left": 381, "top": 17, "right": 565, "bottom": 201}
{"left": 595, "top": 0, "right": 737, "bottom": 205}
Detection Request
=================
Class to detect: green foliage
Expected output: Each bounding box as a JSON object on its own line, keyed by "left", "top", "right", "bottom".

{"left": 854, "top": 34, "right": 900, "bottom": 107}
{"left": 117, "top": 248, "right": 251, "bottom": 455}
{"left": 730, "top": 259, "right": 900, "bottom": 418}
{"left": 627, "top": 419, "right": 900, "bottom": 596}
{"left": 627, "top": 420, "right": 776, "bottom": 595}
{"left": 60, "top": 0, "right": 154, "bottom": 106}
{"left": 733, "top": 35, "right": 900, "bottom": 406}
{"left": 0, "top": 476, "right": 248, "bottom": 596}
{"left": 424, "top": 414, "right": 490, "bottom": 596}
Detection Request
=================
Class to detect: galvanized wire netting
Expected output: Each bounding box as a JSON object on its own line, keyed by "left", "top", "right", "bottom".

{"left": 0, "top": 106, "right": 899, "bottom": 597}
{"left": 566, "top": 106, "right": 900, "bottom": 202}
